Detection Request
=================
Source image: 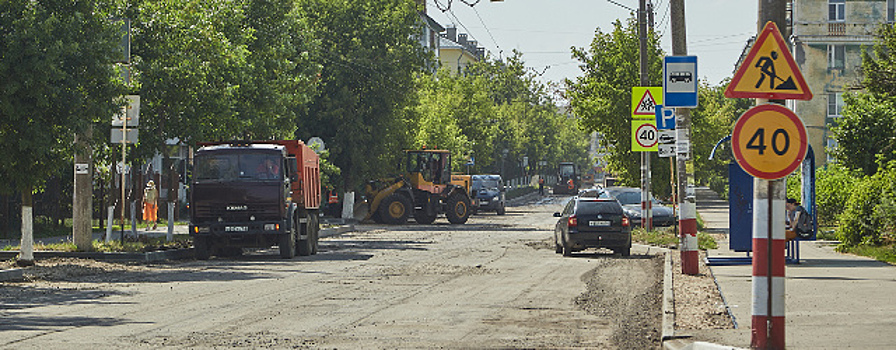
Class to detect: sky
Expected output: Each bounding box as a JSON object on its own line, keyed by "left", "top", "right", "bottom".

{"left": 426, "top": 0, "right": 759, "bottom": 88}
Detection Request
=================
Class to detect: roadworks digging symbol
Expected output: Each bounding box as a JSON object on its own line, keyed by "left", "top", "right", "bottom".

{"left": 632, "top": 87, "right": 663, "bottom": 119}
{"left": 725, "top": 21, "right": 812, "bottom": 100}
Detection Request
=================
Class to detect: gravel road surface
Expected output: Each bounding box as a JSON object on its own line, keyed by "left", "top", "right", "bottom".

{"left": 0, "top": 196, "right": 692, "bottom": 349}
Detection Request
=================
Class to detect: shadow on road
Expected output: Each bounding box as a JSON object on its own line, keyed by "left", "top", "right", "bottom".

{"left": 0, "top": 314, "right": 144, "bottom": 331}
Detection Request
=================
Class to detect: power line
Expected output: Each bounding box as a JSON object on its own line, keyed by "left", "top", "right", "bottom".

{"left": 470, "top": 5, "right": 502, "bottom": 57}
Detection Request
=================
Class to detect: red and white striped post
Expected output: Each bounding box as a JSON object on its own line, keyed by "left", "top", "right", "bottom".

{"left": 678, "top": 189, "right": 698, "bottom": 275}
{"left": 751, "top": 178, "right": 786, "bottom": 349}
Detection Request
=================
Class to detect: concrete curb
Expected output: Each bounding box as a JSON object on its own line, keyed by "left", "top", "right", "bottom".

{"left": 662, "top": 251, "right": 675, "bottom": 340}
{"left": 0, "top": 248, "right": 194, "bottom": 263}
{"left": 320, "top": 224, "right": 355, "bottom": 238}
{"left": 0, "top": 268, "right": 23, "bottom": 282}
{"left": 0, "top": 224, "right": 359, "bottom": 281}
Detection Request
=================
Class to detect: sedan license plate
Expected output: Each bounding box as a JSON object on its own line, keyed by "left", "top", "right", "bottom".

{"left": 480, "top": 200, "right": 489, "bottom": 205}
{"left": 589, "top": 220, "right": 611, "bottom": 227}
{"left": 225, "top": 226, "right": 248, "bottom": 232}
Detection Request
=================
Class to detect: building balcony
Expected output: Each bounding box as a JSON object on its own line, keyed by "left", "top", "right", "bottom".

{"left": 828, "top": 22, "right": 846, "bottom": 36}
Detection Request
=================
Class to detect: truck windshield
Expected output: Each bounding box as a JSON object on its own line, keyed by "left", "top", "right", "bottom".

{"left": 559, "top": 164, "right": 575, "bottom": 177}
{"left": 473, "top": 179, "right": 499, "bottom": 190}
{"left": 194, "top": 153, "right": 282, "bottom": 182}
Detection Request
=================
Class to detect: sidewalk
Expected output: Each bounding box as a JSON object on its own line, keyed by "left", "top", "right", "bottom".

{"left": 685, "top": 187, "right": 896, "bottom": 349}
{"left": 0, "top": 225, "right": 187, "bottom": 248}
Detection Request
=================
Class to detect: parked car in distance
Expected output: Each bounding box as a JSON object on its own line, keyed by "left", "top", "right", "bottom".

{"left": 471, "top": 174, "right": 506, "bottom": 215}
{"left": 553, "top": 197, "right": 632, "bottom": 256}
{"left": 598, "top": 187, "right": 675, "bottom": 227}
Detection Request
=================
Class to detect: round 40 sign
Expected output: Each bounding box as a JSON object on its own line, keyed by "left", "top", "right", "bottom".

{"left": 732, "top": 104, "right": 808, "bottom": 180}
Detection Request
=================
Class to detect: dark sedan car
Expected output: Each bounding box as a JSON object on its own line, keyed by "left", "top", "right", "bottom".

{"left": 553, "top": 197, "right": 632, "bottom": 256}
{"left": 599, "top": 187, "right": 676, "bottom": 227}
{"left": 471, "top": 175, "right": 506, "bottom": 215}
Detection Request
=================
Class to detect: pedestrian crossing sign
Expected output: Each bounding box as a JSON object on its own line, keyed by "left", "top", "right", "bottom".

{"left": 632, "top": 87, "right": 663, "bottom": 119}
{"left": 725, "top": 21, "right": 812, "bottom": 100}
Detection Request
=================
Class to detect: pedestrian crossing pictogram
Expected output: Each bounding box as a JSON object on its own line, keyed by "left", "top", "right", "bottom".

{"left": 725, "top": 22, "right": 812, "bottom": 100}
{"left": 632, "top": 87, "right": 663, "bottom": 119}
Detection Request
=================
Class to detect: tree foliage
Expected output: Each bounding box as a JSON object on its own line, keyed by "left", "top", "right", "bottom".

{"left": 0, "top": 0, "right": 125, "bottom": 195}
{"left": 566, "top": 18, "right": 668, "bottom": 194}
{"left": 691, "top": 80, "right": 753, "bottom": 197}
{"left": 412, "top": 52, "right": 589, "bottom": 178}
{"left": 293, "top": 0, "right": 427, "bottom": 190}
{"left": 858, "top": 24, "right": 896, "bottom": 96}
{"left": 129, "top": 0, "right": 318, "bottom": 161}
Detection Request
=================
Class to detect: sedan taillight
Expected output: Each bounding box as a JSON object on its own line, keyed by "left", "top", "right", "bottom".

{"left": 622, "top": 216, "right": 630, "bottom": 227}
{"left": 568, "top": 215, "right": 577, "bottom": 227}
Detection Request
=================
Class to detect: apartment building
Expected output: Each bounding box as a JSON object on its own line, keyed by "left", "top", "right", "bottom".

{"left": 439, "top": 26, "right": 487, "bottom": 75}
{"left": 790, "top": 0, "right": 894, "bottom": 165}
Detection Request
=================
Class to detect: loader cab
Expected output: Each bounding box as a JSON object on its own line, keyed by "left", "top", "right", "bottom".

{"left": 406, "top": 150, "right": 451, "bottom": 187}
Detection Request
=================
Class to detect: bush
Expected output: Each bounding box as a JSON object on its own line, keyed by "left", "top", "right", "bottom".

{"left": 837, "top": 162, "right": 896, "bottom": 246}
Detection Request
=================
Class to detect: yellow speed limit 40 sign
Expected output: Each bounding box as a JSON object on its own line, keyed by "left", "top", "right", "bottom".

{"left": 732, "top": 104, "right": 807, "bottom": 180}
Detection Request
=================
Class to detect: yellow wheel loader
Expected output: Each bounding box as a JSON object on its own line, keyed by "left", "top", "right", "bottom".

{"left": 364, "top": 150, "right": 473, "bottom": 225}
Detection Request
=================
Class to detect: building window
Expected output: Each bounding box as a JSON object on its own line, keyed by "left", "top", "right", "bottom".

{"left": 889, "top": 0, "right": 895, "bottom": 23}
{"left": 826, "top": 138, "right": 839, "bottom": 163}
{"left": 828, "top": 93, "right": 844, "bottom": 118}
{"left": 829, "top": 0, "right": 845, "bottom": 22}
{"left": 828, "top": 45, "right": 845, "bottom": 69}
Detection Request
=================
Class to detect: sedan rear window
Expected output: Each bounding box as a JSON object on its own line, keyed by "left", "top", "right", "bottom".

{"left": 576, "top": 201, "right": 623, "bottom": 215}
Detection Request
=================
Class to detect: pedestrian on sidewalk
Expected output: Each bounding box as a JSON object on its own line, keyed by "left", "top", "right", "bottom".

{"left": 538, "top": 177, "right": 545, "bottom": 196}
{"left": 785, "top": 197, "right": 811, "bottom": 240}
{"left": 143, "top": 180, "right": 158, "bottom": 230}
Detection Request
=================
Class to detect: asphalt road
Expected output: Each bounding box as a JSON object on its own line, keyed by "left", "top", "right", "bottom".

{"left": 1, "top": 197, "right": 663, "bottom": 349}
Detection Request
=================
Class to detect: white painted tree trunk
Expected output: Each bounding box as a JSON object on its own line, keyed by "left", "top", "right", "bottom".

{"left": 19, "top": 205, "right": 34, "bottom": 265}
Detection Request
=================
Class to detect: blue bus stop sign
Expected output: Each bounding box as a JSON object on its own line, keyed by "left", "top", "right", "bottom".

{"left": 663, "top": 56, "right": 698, "bottom": 108}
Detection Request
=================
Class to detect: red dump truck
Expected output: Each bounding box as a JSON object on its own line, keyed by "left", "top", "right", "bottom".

{"left": 189, "top": 140, "right": 321, "bottom": 259}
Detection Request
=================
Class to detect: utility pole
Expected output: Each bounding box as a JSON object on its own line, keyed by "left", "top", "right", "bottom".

{"left": 638, "top": 0, "right": 653, "bottom": 231}
{"left": 753, "top": 2, "right": 788, "bottom": 349}
{"left": 670, "top": 0, "right": 697, "bottom": 276}
{"left": 73, "top": 131, "right": 93, "bottom": 251}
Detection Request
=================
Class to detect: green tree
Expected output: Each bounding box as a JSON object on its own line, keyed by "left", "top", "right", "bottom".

{"left": 858, "top": 24, "right": 896, "bottom": 96}
{"left": 830, "top": 93, "right": 896, "bottom": 176}
{"left": 830, "top": 24, "right": 896, "bottom": 176}
{"left": 293, "top": 0, "right": 428, "bottom": 190}
{"left": 412, "top": 52, "right": 589, "bottom": 178}
{"left": 0, "top": 0, "right": 126, "bottom": 263}
{"left": 130, "top": 0, "right": 250, "bottom": 158}
{"left": 690, "top": 80, "right": 753, "bottom": 197}
{"left": 566, "top": 18, "right": 666, "bottom": 193}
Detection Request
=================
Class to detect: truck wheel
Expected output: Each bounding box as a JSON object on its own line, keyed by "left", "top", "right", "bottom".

{"left": 298, "top": 213, "right": 315, "bottom": 256}
{"left": 379, "top": 194, "right": 411, "bottom": 225}
{"left": 194, "top": 236, "right": 211, "bottom": 260}
{"left": 310, "top": 213, "right": 319, "bottom": 255}
{"left": 280, "top": 222, "right": 297, "bottom": 259}
{"left": 446, "top": 193, "right": 471, "bottom": 224}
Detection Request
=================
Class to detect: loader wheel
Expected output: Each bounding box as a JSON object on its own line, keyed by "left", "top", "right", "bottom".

{"left": 415, "top": 209, "right": 437, "bottom": 225}
{"left": 379, "top": 194, "right": 411, "bottom": 224}
{"left": 446, "top": 194, "right": 471, "bottom": 224}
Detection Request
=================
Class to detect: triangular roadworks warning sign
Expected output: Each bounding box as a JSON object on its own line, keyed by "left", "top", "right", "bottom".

{"left": 725, "top": 22, "right": 812, "bottom": 100}
{"left": 632, "top": 87, "right": 662, "bottom": 119}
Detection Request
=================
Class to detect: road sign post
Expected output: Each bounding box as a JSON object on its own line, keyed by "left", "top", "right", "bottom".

{"left": 633, "top": 87, "right": 662, "bottom": 230}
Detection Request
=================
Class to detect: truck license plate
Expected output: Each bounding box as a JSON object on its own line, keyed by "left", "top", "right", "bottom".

{"left": 480, "top": 200, "right": 489, "bottom": 205}
{"left": 225, "top": 226, "right": 248, "bottom": 232}
{"left": 589, "top": 220, "right": 611, "bottom": 227}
